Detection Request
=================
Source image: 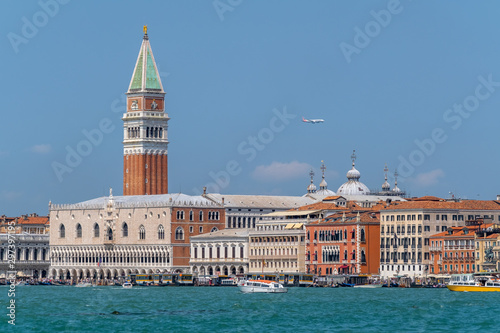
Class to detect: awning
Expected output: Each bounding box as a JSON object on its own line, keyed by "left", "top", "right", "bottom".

{"left": 284, "top": 223, "right": 295, "bottom": 229}
{"left": 339, "top": 265, "right": 349, "bottom": 269}
{"left": 264, "top": 209, "right": 323, "bottom": 217}
{"left": 294, "top": 223, "right": 304, "bottom": 229}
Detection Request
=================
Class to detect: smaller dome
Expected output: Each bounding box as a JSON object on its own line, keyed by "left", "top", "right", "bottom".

{"left": 319, "top": 178, "right": 328, "bottom": 189}
{"left": 382, "top": 180, "right": 390, "bottom": 191}
{"left": 347, "top": 167, "right": 361, "bottom": 180}
{"left": 392, "top": 185, "right": 400, "bottom": 193}
{"left": 307, "top": 183, "right": 317, "bottom": 193}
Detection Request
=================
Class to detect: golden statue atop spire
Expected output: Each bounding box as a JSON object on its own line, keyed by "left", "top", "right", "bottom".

{"left": 143, "top": 25, "right": 148, "bottom": 35}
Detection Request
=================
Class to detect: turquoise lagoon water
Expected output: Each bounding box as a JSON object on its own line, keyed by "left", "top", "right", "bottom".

{"left": 2, "top": 286, "right": 500, "bottom": 332}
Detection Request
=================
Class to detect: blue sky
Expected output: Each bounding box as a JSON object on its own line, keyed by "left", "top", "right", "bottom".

{"left": 2, "top": 0, "right": 500, "bottom": 216}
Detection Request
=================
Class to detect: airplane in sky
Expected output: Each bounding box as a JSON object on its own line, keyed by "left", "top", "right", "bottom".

{"left": 302, "top": 117, "right": 324, "bottom": 124}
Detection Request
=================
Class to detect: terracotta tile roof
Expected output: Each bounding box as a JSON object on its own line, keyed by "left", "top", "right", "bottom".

{"left": 429, "top": 224, "right": 494, "bottom": 238}
{"left": 309, "top": 211, "right": 380, "bottom": 225}
{"left": 381, "top": 197, "right": 500, "bottom": 211}
{"left": 0, "top": 216, "right": 49, "bottom": 225}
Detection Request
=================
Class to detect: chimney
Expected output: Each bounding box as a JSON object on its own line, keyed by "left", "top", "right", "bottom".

{"left": 497, "top": 195, "right": 500, "bottom": 201}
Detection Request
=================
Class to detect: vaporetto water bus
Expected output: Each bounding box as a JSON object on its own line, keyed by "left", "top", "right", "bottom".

{"left": 238, "top": 279, "right": 288, "bottom": 293}
{"left": 447, "top": 273, "right": 500, "bottom": 292}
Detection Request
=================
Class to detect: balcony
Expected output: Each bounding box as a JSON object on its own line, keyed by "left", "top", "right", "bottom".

{"left": 342, "top": 260, "right": 348, "bottom": 264}
{"left": 437, "top": 260, "right": 442, "bottom": 265}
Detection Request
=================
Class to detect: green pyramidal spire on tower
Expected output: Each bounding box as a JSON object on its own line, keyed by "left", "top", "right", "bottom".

{"left": 128, "top": 26, "right": 164, "bottom": 93}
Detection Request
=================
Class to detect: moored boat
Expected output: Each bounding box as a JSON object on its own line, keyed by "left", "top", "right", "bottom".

{"left": 447, "top": 273, "right": 500, "bottom": 292}
{"left": 353, "top": 284, "right": 382, "bottom": 288}
{"left": 238, "top": 279, "right": 288, "bottom": 293}
{"left": 122, "top": 282, "right": 133, "bottom": 289}
{"left": 75, "top": 282, "right": 92, "bottom": 287}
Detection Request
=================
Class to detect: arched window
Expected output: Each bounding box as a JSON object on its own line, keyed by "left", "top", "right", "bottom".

{"left": 361, "top": 229, "right": 366, "bottom": 242}
{"left": 94, "top": 223, "right": 100, "bottom": 237}
{"left": 76, "top": 223, "right": 82, "bottom": 238}
{"left": 215, "top": 212, "right": 219, "bottom": 220}
{"left": 211, "top": 227, "right": 218, "bottom": 232}
{"left": 59, "top": 224, "right": 65, "bottom": 238}
{"left": 199, "top": 211, "right": 203, "bottom": 221}
{"left": 158, "top": 224, "right": 165, "bottom": 240}
{"left": 175, "top": 227, "right": 184, "bottom": 240}
{"left": 189, "top": 210, "right": 194, "bottom": 221}
{"left": 107, "top": 227, "right": 113, "bottom": 241}
{"left": 122, "top": 222, "right": 128, "bottom": 237}
{"left": 139, "top": 225, "right": 146, "bottom": 240}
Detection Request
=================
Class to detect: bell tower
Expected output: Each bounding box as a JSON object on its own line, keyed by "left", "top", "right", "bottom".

{"left": 123, "top": 26, "right": 169, "bottom": 196}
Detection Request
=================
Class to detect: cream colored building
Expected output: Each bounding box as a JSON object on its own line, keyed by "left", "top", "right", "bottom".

{"left": 380, "top": 196, "right": 500, "bottom": 278}
{"left": 248, "top": 220, "right": 306, "bottom": 275}
{"left": 49, "top": 191, "right": 224, "bottom": 281}
{"left": 189, "top": 229, "right": 248, "bottom": 276}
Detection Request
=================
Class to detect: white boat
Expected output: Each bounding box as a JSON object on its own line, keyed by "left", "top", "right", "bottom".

{"left": 75, "top": 282, "right": 92, "bottom": 287}
{"left": 353, "top": 284, "right": 383, "bottom": 288}
{"left": 238, "top": 279, "right": 288, "bottom": 293}
{"left": 447, "top": 273, "right": 500, "bottom": 292}
{"left": 122, "top": 282, "right": 133, "bottom": 289}
{"left": 220, "top": 278, "right": 238, "bottom": 286}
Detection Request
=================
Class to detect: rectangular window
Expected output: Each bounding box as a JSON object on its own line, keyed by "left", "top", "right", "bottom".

{"left": 436, "top": 215, "right": 440, "bottom": 220}
{"left": 424, "top": 215, "right": 430, "bottom": 221}
{"left": 199, "top": 226, "right": 203, "bottom": 233}
{"left": 442, "top": 215, "right": 448, "bottom": 221}
{"left": 436, "top": 226, "right": 440, "bottom": 232}
{"left": 189, "top": 226, "right": 193, "bottom": 233}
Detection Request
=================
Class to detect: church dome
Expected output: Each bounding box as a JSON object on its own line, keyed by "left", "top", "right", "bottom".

{"left": 382, "top": 180, "right": 390, "bottom": 191}
{"left": 307, "top": 182, "right": 317, "bottom": 193}
{"left": 336, "top": 150, "right": 370, "bottom": 196}
{"left": 319, "top": 178, "right": 328, "bottom": 189}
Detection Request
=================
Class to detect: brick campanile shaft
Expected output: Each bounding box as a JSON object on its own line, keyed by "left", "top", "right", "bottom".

{"left": 123, "top": 26, "right": 169, "bottom": 195}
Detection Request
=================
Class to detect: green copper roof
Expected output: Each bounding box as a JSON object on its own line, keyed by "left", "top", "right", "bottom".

{"left": 145, "top": 49, "right": 161, "bottom": 90}
{"left": 128, "top": 36, "right": 164, "bottom": 93}
{"left": 130, "top": 50, "right": 144, "bottom": 91}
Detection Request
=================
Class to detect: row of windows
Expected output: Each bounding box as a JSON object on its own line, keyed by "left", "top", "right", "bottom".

{"left": 126, "top": 126, "right": 164, "bottom": 139}
{"left": 249, "top": 261, "right": 297, "bottom": 268}
{"left": 250, "top": 248, "right": 298, "bottom": 256}
{"left": 0, "top": 248, "right": 48, "bottom": 261}
{"left": 250, "top": 236, "right": 299, "bottom": 243}
{"left": 228, "top": 216, "right": 256, "bottom": 229}
{"left": 193, "top": 246, "right": 243, "bottom": 259}
{"left": 383, "top": 214, "right": 495, "bottom": 222}
{"left": 176, "top": 210, "right": 220, "bottom": 221}
{"left": 59, "top": 223, "right": 165, "bottom": 241}
{"left": 310, "top": 229, "right": 366, "bottom": 242}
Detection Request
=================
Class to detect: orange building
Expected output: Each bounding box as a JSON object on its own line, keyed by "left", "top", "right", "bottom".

{"left": 429, "top": 221, "right": 492, "bottom": 275}
{"left": 170, "top": 207, "right": 226, "bottom": 268}
{"left": 305, "top": 210, "right": 380, "bottom": 276}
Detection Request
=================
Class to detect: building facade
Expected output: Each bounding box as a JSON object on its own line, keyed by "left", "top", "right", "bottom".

{"left": 0, "top": 214, "right": 50, "bottom": 279}
{"left": 305, "top": 211, "right": 380, "bottom": 276}
{"left": 205, "top": 193, "right": 316, "bottom": 230}
{"left": 189, "top": 229, "right": 248, "bottom": 276}
{"left": 380, "top": 196, "right": 500, "bottom": 278}
{"left": 428, "top": 222, "right": 488, "bottom": 276}
{"left": 123, "top": 27, "right": 169, "bottom": 196}
{"left": 49, "top": 192, "right": 225, "bottom": 281}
